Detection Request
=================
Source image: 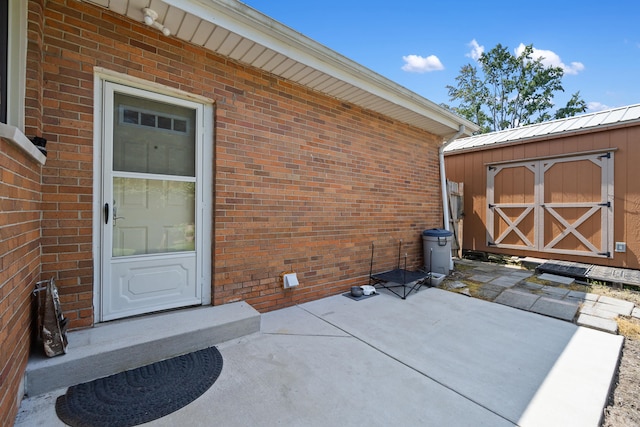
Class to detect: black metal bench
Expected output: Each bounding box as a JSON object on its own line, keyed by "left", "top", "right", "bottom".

{"left": 369, "top": 241, "right": 431, "bottom": 299}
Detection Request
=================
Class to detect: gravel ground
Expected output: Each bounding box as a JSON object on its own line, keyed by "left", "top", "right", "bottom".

{"left": 589, "top": 283, "right": 640, "bottom": 426}
{"left": 602, "top": 335, "right": 640, "bottom": 427}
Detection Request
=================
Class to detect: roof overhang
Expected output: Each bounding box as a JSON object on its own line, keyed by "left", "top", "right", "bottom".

{"left": 82, "top": 0, "right": 478, "bottom": 139}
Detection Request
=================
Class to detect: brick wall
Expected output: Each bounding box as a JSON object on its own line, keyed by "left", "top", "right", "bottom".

{"left": 0, "top": 138, "right": 42, "bottom": 426}
{"left": 32, "top": 0, "right": 445, "bottom": 325}
{"left": 214, "top": 92, "right": 443, "bottom": 310}
{"left": 0, "top": 2, "right": 44, "bottom": 424}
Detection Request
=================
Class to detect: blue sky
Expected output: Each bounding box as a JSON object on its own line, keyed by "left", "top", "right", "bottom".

{"left": 241, "top": 0, "right": 640, "bottom": 113}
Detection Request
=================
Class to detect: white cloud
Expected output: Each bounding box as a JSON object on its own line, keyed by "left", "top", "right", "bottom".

{"left": 401, "top": 54, "right": 444, "bottom": 73}
{"left": 466, "top": 39, "right": 484, "bottom": 61}
{"left": 587, "top": 101, "right": 610, "bottom": 112}
{"left": 515, "top": 43, "right": 585, "bottom": 75}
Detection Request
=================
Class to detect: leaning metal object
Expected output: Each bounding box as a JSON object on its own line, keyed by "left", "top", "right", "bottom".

{"left": 33, "top": 278, "right": 68, "bottom": 357}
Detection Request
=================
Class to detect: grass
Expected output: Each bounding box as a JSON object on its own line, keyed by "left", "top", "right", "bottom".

{"left": 444, "top": 279, "right": 498, "bottom": 301}
{"left": 589, "top": 283, "right": 640, "bottom": 306}
{"left": 459, "top": 280, "right": 482, "bottom": 294}
{"left": 524, "top": 276, "right": 552, "bottom": 286}
{"left": 617, "top": 317, "right": 640, "bottom": 340}
{"left": 452, "top": 263, "right": 475, "bottom": 272}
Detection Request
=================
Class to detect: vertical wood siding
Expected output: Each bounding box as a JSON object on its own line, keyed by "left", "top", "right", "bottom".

{"left": 445, "top": 125, "right": 640, "bottom": 268}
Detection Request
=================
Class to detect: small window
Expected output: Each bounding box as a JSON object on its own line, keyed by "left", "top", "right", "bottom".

{"left": 140, "top": 112, "right": 156, "bottom": 127}
{"left": 122, "top": 109, "right": 139, "bottom": 124}
{"left": 118, "top": 105, "right": 190, "bottom": 134}
{"left": 157, "top": 115, "right": 172, "bottom": 130}
{"left": 173, "top": 119, "right": 187, "bottom": 133}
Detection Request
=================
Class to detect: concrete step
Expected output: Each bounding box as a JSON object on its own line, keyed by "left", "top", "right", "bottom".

{"left": 24, "top": 302, "right": 260, "bottom": 396}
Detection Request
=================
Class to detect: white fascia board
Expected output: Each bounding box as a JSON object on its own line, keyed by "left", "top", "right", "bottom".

{"left": 165, "top": 0, "right": 478, "bottom": 135}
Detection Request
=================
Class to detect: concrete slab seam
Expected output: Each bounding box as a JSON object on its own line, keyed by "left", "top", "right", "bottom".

{"left": 296, "top": 304, "right": 518, "bottom": 426}
{"left": 262, "top": 332, "right": 352, "bottom": 338}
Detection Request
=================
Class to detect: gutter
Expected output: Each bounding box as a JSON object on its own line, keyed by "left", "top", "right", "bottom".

{"left": 439, "top": 125, "right": 465, "bottom": 270}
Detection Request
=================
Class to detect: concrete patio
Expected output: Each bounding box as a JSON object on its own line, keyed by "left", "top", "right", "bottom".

{"left": 16, "top": 283, "right": 623, "bottom": 426}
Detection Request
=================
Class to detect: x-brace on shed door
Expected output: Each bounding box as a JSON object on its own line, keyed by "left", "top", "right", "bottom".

{"left": 487, "top": 151, "right": 614, "bottom": 258}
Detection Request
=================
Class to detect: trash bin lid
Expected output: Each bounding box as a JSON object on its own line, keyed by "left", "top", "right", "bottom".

{"left": 422, "top": 228, "right": 453, "bottom": 237}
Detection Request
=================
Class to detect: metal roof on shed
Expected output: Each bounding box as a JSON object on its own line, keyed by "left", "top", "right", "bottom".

{"left": 444, "top": 103, "right": 640, "bottom": 153}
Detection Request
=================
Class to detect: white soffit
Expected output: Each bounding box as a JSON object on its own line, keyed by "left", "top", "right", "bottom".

{"left": 81, "top": 0, "right": 478, "bottom": 139}
{"left": 444, "top": 104, "right": 640, "bottom": 154}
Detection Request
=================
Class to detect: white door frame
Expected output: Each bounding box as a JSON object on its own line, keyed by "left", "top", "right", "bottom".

{"left": 92, "top": 69, "right": 213, "bottom": 323}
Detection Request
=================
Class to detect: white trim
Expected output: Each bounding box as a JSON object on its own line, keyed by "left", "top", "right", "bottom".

{"left": 92, "top": 70, "right": 213, "bottom": 323}
{"left": 84, "top": 0, "right": 476, "bottom": 137}
{"left": 0, "top": 123, "right": 46, "bottom": 164}
{"left": 92, "top": 75, "right": 105, "bottom": 321}
{"left": 605, "top": 152, "right": 615, "bottom": 259}
{"left": 485, "top": 148, "right": 618, "bottom": 167}
{"left": 200, "top": 104, "right": 214, "bottom": 307}
{"left": 94, "top": 67, "right": 214, "bottom": 104}
{"left": 162, "top": 0, "right": 474, "bottom": 134}
{"left": 6, "top": 0, "right": 27, "bottom": 129}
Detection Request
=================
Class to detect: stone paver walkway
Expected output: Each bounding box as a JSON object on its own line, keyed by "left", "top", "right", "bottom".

{"left": 441, "top": 259, "right": 640, "bottom": 335}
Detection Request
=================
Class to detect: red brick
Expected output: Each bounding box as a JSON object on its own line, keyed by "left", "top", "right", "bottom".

{"left": 3, "top": 4, "right": 447, "bottom": 423}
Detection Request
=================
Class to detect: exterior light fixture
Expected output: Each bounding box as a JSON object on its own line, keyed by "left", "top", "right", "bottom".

{"left": 142, "top": 8, "right": 171, "bottom": 37}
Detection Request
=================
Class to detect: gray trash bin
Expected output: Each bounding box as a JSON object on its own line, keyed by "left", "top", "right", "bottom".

{"left": 422, "top": 228, "right": 453, "bottom": 275}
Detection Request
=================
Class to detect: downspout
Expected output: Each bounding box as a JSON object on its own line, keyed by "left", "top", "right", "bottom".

{"left": 439, "top": 125, "right": 465, "bottom": 270}
{"left": 440, "top": 125, "right": 465, "bottom": 231}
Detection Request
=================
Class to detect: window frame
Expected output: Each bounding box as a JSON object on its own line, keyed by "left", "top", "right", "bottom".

{"left": 3, "top": 0, "right": 27, "bottom": 128}
{"left": 1, "top": 0, "right": 8, "bottom": 123}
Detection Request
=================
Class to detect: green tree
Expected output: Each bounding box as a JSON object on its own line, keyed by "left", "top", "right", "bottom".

{"left": 446, "top": 44, "right": 587, "bottom": 133}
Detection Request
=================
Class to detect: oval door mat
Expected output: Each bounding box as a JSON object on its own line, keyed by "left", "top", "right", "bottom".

{"left": 55, "top": 346, "right": 223, "bottom": 427}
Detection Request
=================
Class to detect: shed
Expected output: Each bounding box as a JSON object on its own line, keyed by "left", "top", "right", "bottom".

{"left": 444, "top": 104, "right": 640, "bottom": 269}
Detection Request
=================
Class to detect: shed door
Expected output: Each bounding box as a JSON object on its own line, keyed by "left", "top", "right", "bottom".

{"left": 487, "top": 152, "right": 613, "bottom": 257}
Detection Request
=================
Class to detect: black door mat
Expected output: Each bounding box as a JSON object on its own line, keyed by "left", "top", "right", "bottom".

{"left": 55, "top": 346, "right": 223, "bottom": 427}
{"left": 538, "top": 260, "right": 640, "bottom": 287}
{"left": 537, "top": 260, "right": 592, "bottom": 278}
{"left": 343, "top": 291, "right": 379, "bottom": 301}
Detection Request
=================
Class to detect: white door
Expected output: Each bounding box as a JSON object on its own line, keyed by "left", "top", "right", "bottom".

{"left": 101, "top": 82, "right": 205, "bottom": 321}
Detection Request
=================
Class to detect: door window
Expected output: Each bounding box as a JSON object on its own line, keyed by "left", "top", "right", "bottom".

{"left": 111, "top": 93, "right": 196, "bottom": 257}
